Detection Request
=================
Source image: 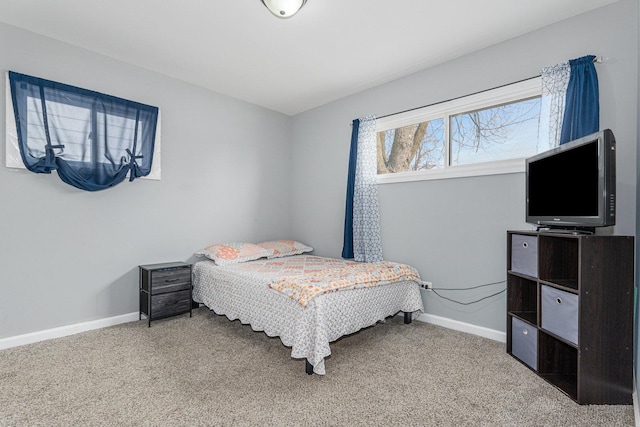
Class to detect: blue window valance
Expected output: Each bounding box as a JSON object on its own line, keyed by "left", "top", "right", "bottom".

{"left": 9, "top": 71, "right": 159, "bottom": 191}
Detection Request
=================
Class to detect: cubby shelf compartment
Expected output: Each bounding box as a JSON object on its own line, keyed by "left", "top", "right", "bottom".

{"left": 507, "top": 274, "right": 537, "bottom": 326}
{"left": 506, "top": 231, "right": 634, "bottom": 405}
{"left": 538, "top": 235, "right": 579, "bottom": 290}
{"left": 538, "top": 331, "right": 578, "bottom": 401}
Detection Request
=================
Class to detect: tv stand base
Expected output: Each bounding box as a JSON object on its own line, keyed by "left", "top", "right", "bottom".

{"left": 536, "top": 226, "right": 595, "bottom": 235}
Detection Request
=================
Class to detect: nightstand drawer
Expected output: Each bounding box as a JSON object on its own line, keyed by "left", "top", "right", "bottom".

{"left": 151, "top": 290, "right": 192, "bottom": 319}
{"left": 151, "top": 269, "right": 191, "bottom": 294}
{"left": 139, "top": 261, "right": 193, "bottom": 326}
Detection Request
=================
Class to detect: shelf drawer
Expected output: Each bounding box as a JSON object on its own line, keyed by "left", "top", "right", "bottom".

{"left": 151, "top": 269, "right": 191, "bottom": 294}
{"left": 512, "top": 317, "right": 538, "bottom": 370}
{"left": 511, "top": 234, "right": 538, "bottom": 278}
{"left": 541, "top": 285, "right": 578, "bottom": 345}
{"left": 151, "top": 290, "right": 191, "bottom": 319}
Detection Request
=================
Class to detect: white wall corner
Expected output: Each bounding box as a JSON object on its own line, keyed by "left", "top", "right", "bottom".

{"left": 633, "top": 371, "right": 639, "bottom": 427}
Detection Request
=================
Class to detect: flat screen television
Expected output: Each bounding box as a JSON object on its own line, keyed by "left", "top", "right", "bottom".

{"left": 526, "top": 129, "right": 616, "bottom": 233}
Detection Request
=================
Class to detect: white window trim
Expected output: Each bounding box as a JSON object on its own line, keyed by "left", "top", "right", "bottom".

{"left": 378, "top": 158, "right": 525, "bottom": 184}
{"left": 4, "top": 73, "right": 162, "bottom": 180}
{"left": 376, "top": 77, "right": 541, "bottom": 184}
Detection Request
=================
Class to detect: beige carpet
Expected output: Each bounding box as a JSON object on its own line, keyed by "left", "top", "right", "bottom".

{"left": 0, "top": 308, "right": 634, "bottom": 426}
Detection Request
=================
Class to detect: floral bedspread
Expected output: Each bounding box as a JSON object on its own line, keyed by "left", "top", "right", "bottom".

{"left": 269, "top": 261, "right": 421, "bottom": 307}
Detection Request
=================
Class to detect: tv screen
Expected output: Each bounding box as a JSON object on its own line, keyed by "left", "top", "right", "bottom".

{"left": 525, "top": 129, "right": 615, "bottom": 231}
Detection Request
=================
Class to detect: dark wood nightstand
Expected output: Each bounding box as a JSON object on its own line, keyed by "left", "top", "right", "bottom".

{"left": 139, "top": 262, "right": 192, "bottom": 327}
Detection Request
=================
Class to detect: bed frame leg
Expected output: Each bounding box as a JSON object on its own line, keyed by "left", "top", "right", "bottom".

{"left": 404, "top": 311, "right": 412, "bottom": 324}
{"left": 305, "top": 360, "right": 314, "bottom": 375}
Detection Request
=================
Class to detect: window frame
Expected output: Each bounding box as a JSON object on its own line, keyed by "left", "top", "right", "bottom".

{"left": 4, "top": 73, "right": 162, "bottom": 180}
{"left": 376, "top": 77, "right": 541, "bottom": 184}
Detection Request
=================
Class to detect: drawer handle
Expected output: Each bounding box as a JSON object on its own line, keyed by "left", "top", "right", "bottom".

{"left": 556, "top": 297, "right": 562, "bottom": 305}
{"left": 164, "top": 278, "right": 180, "bottom": 283}
{"left": 522, "top": 329, "right": 528, "bottom": 335}
{"left": 522, "top": 242, "right": 528, "bottom": 248}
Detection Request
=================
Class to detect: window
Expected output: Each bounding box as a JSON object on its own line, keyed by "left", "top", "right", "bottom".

{"left": 376, "top": 78, "right": 543, "bottom": 183}
{"left": 5, "top": 72, "right": 161, "bottom": 188}
{"left": 20, "top": 94, "right": 92, "bottom": 163}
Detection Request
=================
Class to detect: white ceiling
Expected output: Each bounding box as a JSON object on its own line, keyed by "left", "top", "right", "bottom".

{"left": 0, "top": 0, "right": 620, "bottom": 115}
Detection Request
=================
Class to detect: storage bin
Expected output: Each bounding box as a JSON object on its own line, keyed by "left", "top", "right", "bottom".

{"left": 511, "top": 317, "right": 538, "bottom": 370}
{"left": 541, "top": 285, "right": 578, "bottom": 345}
{"left": 511, "top": 234, "right": 538, "bottom": 278}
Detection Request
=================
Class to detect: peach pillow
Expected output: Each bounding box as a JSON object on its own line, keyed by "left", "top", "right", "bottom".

{"left": 257, "top": 240, "right": 313, "bottom": 259}
{"left": 195, "top": 242, "right": 273, "bottom": 265}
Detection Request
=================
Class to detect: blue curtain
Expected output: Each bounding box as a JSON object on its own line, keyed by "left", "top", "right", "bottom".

{"left": 342, "top": 115, "right": 383, "bottom": 262}
{"left": 341, "top": 119, "right": 359, "bottom": 259}
{"left": 559, "top": 55, "right": 599, "bottom": 144}
{"left": 9, "top": 71, "right": 159, "bottom": 191}
{"left": 352, "top": 116, "right": 383, "bottom": 262}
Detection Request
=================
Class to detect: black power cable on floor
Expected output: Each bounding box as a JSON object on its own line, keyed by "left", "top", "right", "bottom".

{"left": 429, "top": 280, "right": 506, "bottom": 306}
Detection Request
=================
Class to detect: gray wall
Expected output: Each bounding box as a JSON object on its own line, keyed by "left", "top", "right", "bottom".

{"left": 0, "top": 23, "right": 293, "bottom": 338}
{"left": 291, "top": 0, "right": 638, "bottom": 333}
{"left": 1, "top": 2, "right": 637, "bottom": 343}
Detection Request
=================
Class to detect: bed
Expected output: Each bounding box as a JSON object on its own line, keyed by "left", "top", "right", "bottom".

{"left": 191, "top": 242, "right": 424, "bottom": 375}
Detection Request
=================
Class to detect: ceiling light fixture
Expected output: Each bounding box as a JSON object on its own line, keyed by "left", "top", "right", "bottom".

{"left": 261, "top": 0, "right": 307, "bottom": 18}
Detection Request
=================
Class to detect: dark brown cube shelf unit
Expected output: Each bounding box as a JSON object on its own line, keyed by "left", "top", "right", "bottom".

{"left": 506, "top": 231, "right": 634, "bottom": 405}
{"left": 139, "top": 262, "right": 193, "bottom": 327}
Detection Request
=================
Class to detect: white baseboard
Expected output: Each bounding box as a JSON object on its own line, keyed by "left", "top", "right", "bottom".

{"left": 3, "top": 310, "right": 504, "bottom": 351}
{"left": 0, "top": 312, "right": 140, "bottom": 351}
{"left": 415, "top": 312, "right": 507, "bottom": 343}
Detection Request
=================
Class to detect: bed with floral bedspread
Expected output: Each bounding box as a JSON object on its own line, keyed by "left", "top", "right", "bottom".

{"left": 192, "top": 254, "right": 424, "bottom": 374}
